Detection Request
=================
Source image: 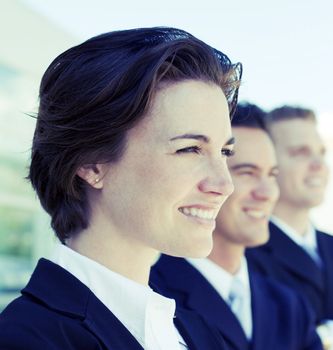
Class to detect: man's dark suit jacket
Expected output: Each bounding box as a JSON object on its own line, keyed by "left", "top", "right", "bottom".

{"left": 151, "top": 254, "right": 322, "bottom": 350}
{"left": 246, "top": 221, "right": 333, "bottom": 324}
{"left": 0, "top": 258, "right": 228, "bottom": 349}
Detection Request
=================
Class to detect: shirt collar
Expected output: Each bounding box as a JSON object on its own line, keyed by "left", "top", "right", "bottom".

{"left": 270, "top": 216, "right": 318, "bottom": 251}
{"left": 186, "top": 256, "right": 251, "bottom": 300}
{"left": 49, "top": 243, "right": 177, "bottom": 348}
{"left": 234, "top": 257, "right": 251, "bottom": 293}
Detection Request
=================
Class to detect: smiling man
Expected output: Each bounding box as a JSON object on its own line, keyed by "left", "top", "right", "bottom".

{"left": 246, "top": 106, "right": 333, "bottom": 346}
{"left": 151, "top": 103, "right": 322, "bottom": 350}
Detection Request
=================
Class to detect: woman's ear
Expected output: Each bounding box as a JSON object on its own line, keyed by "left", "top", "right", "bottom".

{"left": 76, "top": 163, "right": 108, "bottom": 189}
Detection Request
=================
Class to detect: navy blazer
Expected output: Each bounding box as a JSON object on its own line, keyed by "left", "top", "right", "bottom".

{"left": 0, "top": 259, "right": 228, "bottom": 350}
{"left": 246, "top": 222, "right": 333, "bottom": 324}
{"left": 151, "top": 255, "right": 322, "bottom": 350}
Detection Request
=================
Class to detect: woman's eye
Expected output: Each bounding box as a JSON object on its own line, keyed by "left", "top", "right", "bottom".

{"left": 222, "top": 149, "right": 235, "bottom": 157}
{"left": 176, "top": 146, "right": 201, "bottom": 154}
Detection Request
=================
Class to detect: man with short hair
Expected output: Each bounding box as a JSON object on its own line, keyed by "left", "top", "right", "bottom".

{"left": 246, "top": 106, "right": 333, "bottom": 346}
{"left": 151, "top": 103, "right": 322, "bottom": 350}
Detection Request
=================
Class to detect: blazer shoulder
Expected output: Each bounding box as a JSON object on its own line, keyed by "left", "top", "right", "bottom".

{"left": 317, "top": 229, "right": 333, "bottom": 240}
{"left": 0, "top": 294, "right": 103, "bottom": 350}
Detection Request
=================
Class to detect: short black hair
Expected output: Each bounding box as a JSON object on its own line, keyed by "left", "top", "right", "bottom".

{"left": 28, "top": 27, "right": 242, "bottom": 242}
{"left": 232, "top": 102, "right": 267, "bottom": 130}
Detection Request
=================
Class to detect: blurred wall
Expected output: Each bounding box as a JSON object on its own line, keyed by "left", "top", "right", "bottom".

{"left": 0, "top": 0, "right": 77, "bottom": 309}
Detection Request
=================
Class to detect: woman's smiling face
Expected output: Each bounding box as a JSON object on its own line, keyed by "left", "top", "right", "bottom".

{"left": 98, "top": 80, "right": 235, "bottom": 258}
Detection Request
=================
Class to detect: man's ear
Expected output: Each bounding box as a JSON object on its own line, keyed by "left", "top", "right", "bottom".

{"left": 76, "top": 163, "right": 108, "bottom": 189}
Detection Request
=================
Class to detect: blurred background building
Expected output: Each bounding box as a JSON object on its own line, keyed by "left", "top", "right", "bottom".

{"left": 0, "top": 0, "right": 76, "bottom": 309}
{"left": 1, "top": 0, "right": 332, "bottom": 310}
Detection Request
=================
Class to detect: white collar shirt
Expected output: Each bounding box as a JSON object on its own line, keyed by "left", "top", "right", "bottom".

{"left": 50, "top": 244, "right": 186, "bottom": 350}
{"left": 187, "top": 257, "right": 252, "bottom": 340}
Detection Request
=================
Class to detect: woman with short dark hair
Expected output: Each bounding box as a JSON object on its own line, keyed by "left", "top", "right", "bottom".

{"left": 0, "top": 27, "right": 241, "bottom": 349}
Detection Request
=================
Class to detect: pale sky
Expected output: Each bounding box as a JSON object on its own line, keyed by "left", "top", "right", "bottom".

{"left": 22, "top": 0, "right": 333, "bottom": 121}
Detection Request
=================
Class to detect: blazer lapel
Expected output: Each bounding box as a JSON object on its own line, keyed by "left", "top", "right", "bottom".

{"left": 249, "top": 272, "right": 275, "bottom": 350}
{"left": 317, "top": 231, "right": 333, "bottom": 315}
{"left": 186, "top": 286, "right": 248, "bottom": 350}
{"left": 83, "top": 295, "right": 143, "bottom": 350}
{"left": 174, "top": 308, "right": 228, "bottom": 350}
{"left": 268, "top": 222, "right": 324, "bottom": 292}
{"left": 153, "top": 256, "right": 248, "bottom": 350}
{"left": 23, "top": 259, "right": 143, "bottom": 350}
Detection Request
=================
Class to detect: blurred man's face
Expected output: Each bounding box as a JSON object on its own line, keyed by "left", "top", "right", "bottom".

{"left": 215, "top": 127, "right": 279, "bottom": 247}
{"left": 269, "top": 118, "right": 329, "bottom": 210}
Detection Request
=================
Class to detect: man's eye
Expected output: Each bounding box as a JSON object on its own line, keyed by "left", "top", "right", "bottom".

{"left": 234, "top": 169, "right": 255, "bottom": 176}
{"left": 222, "top": 149, "right": 235, "bottom": 157}
{"left": 176, "top": 146, "right": 201, "bottom": 154}
{"left": 290, "top": 147, "right": 311, "bottom": 157}
{"left": 270, "top": 171, "right": 279, "bottom": 178}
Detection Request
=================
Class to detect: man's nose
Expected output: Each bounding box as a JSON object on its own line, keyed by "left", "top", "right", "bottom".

{"left": 198, "top": 159, "right": 234, "bottom": 197}
{"left": 253, "top": 177, "right": 279, "bottom": 202}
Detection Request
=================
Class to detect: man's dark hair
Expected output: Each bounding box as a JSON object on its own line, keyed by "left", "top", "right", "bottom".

{"left": 28, "top": 27, "right": 242, "bottom": 242}
{"left": 266, "top": 105, "right": 316, "bottom": 126}
{"left": 232, "top": 102, "right": 267, "bottom": 130}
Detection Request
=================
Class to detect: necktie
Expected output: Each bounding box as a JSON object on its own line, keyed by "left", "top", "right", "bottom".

{"left": 228, "top": 277, "right": 245, "bottom": 318}
{"left": 228, "top": 277, "right": 252, "bottom": 339}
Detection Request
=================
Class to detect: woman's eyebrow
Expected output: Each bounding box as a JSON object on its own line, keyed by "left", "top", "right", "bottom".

{"left": 169, "top": 134, "right": 209, "bottom": 143}
{"left": 169, "top": 135, "right": 235, "bottom": 146}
